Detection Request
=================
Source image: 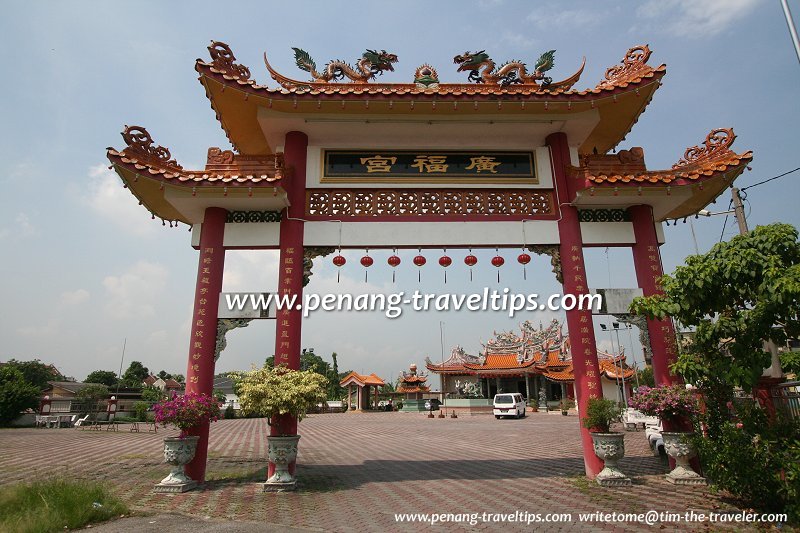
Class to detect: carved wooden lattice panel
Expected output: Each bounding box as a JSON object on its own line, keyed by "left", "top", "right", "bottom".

{"left": 306, "top": 190, "right": 554, "bottom": 217}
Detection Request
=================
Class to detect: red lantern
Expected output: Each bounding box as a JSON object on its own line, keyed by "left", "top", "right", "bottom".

{"left": 439, "top": 255, "right": 452, "bottom": 283}
{"left": 360, "top": 255, "right": 373, "bottom": 282}
{"left": 333, "top": 254, "right": 346, "bottom": 282}
{"left": 491, "top": 255, "right": 504, "bottom": 283}
{"left": 518, "top": 252, "right": 531, "bottom": 280}
{"left": 413, "top": 255, "right": 426, "bottom": 281}
{"left": 464, "top": 254, "right": 477, "bottom": 282}
{"left": 388, "top": 254, "right": 401, "bottom": 283}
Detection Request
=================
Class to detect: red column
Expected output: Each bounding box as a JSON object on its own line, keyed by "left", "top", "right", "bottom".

{"left": 269, "top": 131, "right": 307, "bottom": 478}
{"left": 183, "top": 206, "right": 227, "bottom": 482}
{"left": 547, "top": 132, "right": 605, "bottom": 478}
{"left": 630, "top": 205, "right": 679, "bottom": 387}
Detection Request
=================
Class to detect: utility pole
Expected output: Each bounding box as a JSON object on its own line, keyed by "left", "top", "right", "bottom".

{"left": 731, "top": 187, "right": 749, "bottom": 235}
{"left": 781, "top": 0, "right": 800, "bottom": 66}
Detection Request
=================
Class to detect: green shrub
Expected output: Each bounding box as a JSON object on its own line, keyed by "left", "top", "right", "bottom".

{"left": 0, "top": 478, "right": 128, "bottom": 533}
{"left": 133, "top": 401, "right": 149, "bottom": 422}
{"left": 224, "top": 404, "right": 236, "bottom": 419}
{"left": 582, "top": 397, "right": 622, "bottom": 433}
{"left": 694, "top": 402, "right": 800, "bottom": 523}
{"left": 0, "top": 367, "right": 40, "bottom": 425}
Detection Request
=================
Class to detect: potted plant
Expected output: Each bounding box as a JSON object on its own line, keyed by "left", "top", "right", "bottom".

{"left": 582, "top": 397, "right": 630, "bottom": 486}
{"left": 560, "top": 398, "right": 575, "bottom": 416}
{"left": 152, "top": 391, "right": 220, "bottom": 492}
{"left": 628, "top": 384, "right": 705, "bottom": 485}
{"left": 232, "top": 365, "right": 328, "bottom": 491}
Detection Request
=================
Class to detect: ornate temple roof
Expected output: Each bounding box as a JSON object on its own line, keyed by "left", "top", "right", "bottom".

{"left": 426, "top": 319, "right": 635, "bottom": 381}
{"left": 195, "top": 42, "right": 666, "bottom": 155}
{"left": 569, "top": 128, "right": 752, "bottom": 220}
{"left": 105, "top": 126, "right": 288, "bottom": 225}
{"left": 106, "top": 41, "right": 752, "bottom": 227}
{"left": 339, "top": 371, "right": 385, "bottom": 388}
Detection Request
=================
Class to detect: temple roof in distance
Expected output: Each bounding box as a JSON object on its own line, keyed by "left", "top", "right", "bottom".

{"left": 425, "top": 319, "right": 635, "bottom": 381}
{"left": 339, "top": 371, "right": 386, "bottom": 388}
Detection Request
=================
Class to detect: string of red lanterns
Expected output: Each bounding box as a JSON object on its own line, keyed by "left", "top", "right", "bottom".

{"left": 331, "top": 248, "right": 531, "bottom": 284}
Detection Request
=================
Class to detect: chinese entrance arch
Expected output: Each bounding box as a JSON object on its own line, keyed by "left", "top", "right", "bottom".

{"left": 106, "top": 41, "right": 752, "bottom": 484}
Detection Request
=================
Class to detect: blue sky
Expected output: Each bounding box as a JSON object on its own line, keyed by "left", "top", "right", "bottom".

{"left": 1, "top": 0, "right": 798, "bottom": 384}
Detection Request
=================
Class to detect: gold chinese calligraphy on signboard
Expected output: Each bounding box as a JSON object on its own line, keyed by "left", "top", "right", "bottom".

{"left": 323, "top": 150, "right": 537, "bottom": 184}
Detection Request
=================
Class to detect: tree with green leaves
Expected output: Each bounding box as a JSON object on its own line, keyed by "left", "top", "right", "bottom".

{"left": 632, "top": 223, "right": 800, "bottom": 519}
{"left": 157, "top": 370, "right": 172, "bottom": 380}
{"left": 120, "top": 361, "right": 149, "bottom": 387}
{"left": 631, "top": 223, "right": 800, "bottom": 415}
{"left": 0, "top": 366, "right": 40, "bottom": 425}
{"left": 76, "top": 384, "right": 110, "bottom": 420}
{"left": 4, "top": 359, "right": 63, "bottom": 390}
{"left": 780, "top": 350, "right": 800, "bottom": 377}
{"left": 84, "top": 370, "right": 118, "bottom": 387}
{"left": 140, "top": 385, "right": 165, "bottom": 403}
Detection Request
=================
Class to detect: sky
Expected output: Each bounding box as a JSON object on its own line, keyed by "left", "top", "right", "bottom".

{"left": 1, "top": 0, "right": 799, "bottom": 386}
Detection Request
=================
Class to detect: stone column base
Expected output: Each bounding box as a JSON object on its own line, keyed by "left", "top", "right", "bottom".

{"left": 666, "top": 467, "right": 707, "bottom": 485}
{"left": 261, "top": 480, "right": 297, "bottom": 492}
{"left": 153, "top": 481, "right": 198, "bottom": 493}
{"left": 596, "top": 476, "right": 632, "bottom": 487}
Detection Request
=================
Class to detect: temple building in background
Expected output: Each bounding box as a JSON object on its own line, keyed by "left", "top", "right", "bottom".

{"left": 426, "top": 319, "right": 634, "bottom": 405}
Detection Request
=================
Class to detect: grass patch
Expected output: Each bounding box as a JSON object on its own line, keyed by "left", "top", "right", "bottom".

{"left": 0, "top": 478, "right": 129, "bottom": 533}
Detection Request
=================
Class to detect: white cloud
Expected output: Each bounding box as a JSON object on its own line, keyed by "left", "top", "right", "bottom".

{"left": 18, "top": 318, "right": 61, "bottom": 338}
{"left": 85, "top": 164, "right": 156, "bottom": 237}
{"left": 0, "top": 212, "right": 37, "bottom": 240}
{"left": 527, "top": 8, "right": 602, "bottom": 30}
{"left": 102, "top": 260, "right": 168, "bottom": 319}
{"left": 60, "top": 289, "right": 90, "bottom": 306}
{"left": 636, "top": 0, "right": 762, "bottom": 37}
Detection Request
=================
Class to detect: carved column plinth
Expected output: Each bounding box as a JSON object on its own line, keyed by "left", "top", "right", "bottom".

{"left": 662, "top": 432, "right": 706, "bottom": 485}
{"left": 154, "top": 436, "right": 200, "bottom": 493}
{"left": 261, "top": 435, "right": 301, "bottom": 492}
{"left": 590, "top": 433, "right": 632, "bottom": 487}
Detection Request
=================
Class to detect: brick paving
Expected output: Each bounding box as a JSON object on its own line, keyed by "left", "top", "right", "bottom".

{"left": 0, "top": 412, "right": 757, "bottom": 531}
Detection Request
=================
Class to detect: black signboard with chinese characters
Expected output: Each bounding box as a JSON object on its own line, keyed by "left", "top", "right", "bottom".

{"left": 322, "top": 150, "right": 537, "bottom": 183}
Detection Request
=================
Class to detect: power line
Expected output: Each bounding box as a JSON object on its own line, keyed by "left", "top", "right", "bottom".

{"left": 741, "top": 166, "right": 800, "bottom": 191}
{"left": 719, "top": 199, "right": 732, "bottom": 242}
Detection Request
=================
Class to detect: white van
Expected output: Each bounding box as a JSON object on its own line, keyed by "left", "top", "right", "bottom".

{"left": 493, "top": 393, "right": 526, "bottom": 419}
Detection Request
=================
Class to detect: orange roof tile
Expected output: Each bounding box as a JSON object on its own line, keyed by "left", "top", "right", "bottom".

{"left": 579, "top": 128, "right": 752, "bottom": 186}
{"left": 339, "top": 371, "right": 386, "bottom": 387}
{"left": 107, "top": 126, "right": 284, "bottom": 187}
{"left": 197, "top": 43, "right": 664, "bottom": 101}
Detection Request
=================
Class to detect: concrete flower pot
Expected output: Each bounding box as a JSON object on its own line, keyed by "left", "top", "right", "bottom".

{"left": 154, "top": 436, "right": 199, "bottom": 493}
{"left": 662, "top": 431, "right": 706, "bottom": 485}
{"left": 262, "top": 435, "right": 301, "bottom": 492}
{"left": 590, "top": 432, "right": 631, "bottom": 486}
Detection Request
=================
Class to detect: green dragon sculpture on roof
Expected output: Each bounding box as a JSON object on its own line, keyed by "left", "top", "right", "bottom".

{"left": 453, "top": 50, "right": 585, "bottom": 89}
{"left": 291, "top": 47, "right": 398, "bottom": 83}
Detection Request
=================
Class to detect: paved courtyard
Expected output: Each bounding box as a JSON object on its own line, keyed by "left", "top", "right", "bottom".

{"left": 0, "top": 412, "right": 753, "bottom": 531}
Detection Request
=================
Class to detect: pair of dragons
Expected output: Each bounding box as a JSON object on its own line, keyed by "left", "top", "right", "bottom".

{"left": 289, "top": 47, "right": 584, "bottom": 89}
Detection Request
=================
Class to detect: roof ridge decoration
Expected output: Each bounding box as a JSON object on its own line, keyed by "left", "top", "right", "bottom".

{"left": 119, "top": 125, "right": 182, "bottom": 170}
{"left": 597, "top": 44, "right": 654, "bottom": 89}
{"left": 673, "top": 128, "right": 738, "bottom": 168}
{"left": 291, "top": 47, "right": 399, "bottom": 83}
{"left": 207, "top": 41, "right": 252, "bottom": 83}
{"left": 580, "top": 127, "right": 752, "bottom": 186}
{"left": 452, "top": 49, "right": 584, "bottom": 90}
